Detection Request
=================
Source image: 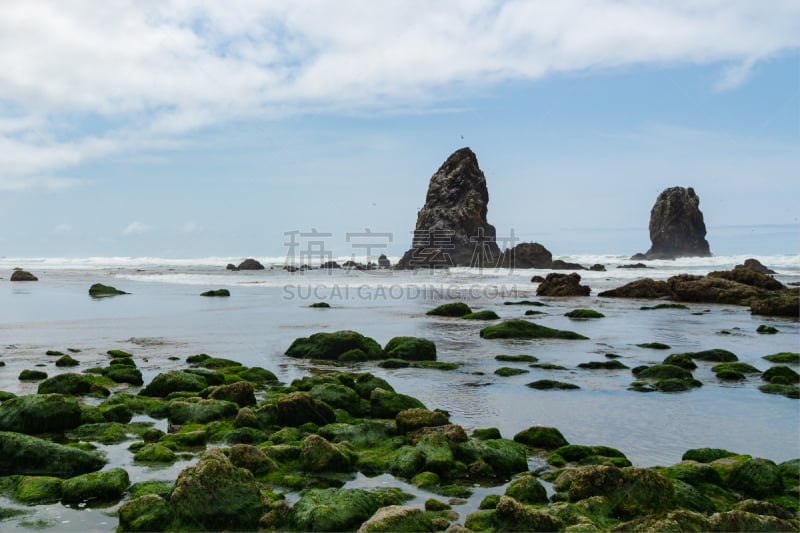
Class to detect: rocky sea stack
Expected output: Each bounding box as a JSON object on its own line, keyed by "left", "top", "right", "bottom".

{"left": 633, "top": 186, "right": 711, "bottom": 260}
{"left": 397, "top": 148, "right": 500, "bottom": 268}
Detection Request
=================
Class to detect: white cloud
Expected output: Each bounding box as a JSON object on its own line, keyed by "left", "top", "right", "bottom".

{"left": 0, "top": 0, "right": 797, "bottom": 187}
{"left": 122, "top": 221, "right": 153, "bottom": 236}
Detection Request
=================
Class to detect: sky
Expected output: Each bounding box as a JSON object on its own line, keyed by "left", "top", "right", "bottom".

{"left": 0, "top": 0, "right": 798, "bottom": 259}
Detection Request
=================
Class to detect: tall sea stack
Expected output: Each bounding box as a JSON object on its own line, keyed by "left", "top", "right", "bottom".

{"left": 397, "top": 148, "right": 500, "bottom": 268}
{"left": 633, "top": 186, "right": 711, "bottom": 260}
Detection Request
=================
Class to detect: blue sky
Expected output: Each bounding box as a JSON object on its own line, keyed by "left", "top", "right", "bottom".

{"left": 0, "top": 1, "right": 798, "bottom": 259}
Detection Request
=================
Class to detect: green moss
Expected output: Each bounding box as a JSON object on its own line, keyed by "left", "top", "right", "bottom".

{"left": 548, "top": 445, "right": 629, "bottom": 467}
{"left": 378, "top": 358, "right": 410, "bottom": 368}
{"left": 514, "top": 426, "right": 569, "bottom": 450}
{"left": 728, "top": 458, "right": 785, "bottom": 498}
{"left": 527, "top": 380, "right": 580, "bottom": 390}
{"left": 525, "top": 310, "right": 546, "bottom": 316}
{"left": 200, "top": 289, "right": 230, "bottom": 297}
{"left": 495, "top": 354, "right": 538, "bottom": 363}
{"left": 682, "top": 448, "right": 737, "bottom": 463}
{"left": 662, "top": 354, "right": 698, "bottom": 370}
{"left": 683, "top": 349, "right": 739, "bottom": 362}
{"left": 426, "top": 302, "right": 472, "bottom": 317}
{"left": 139, "top": 370, "right": 208, "bottom": 397}
{"left": 186, "top": 353, "right": 211, "bottom": 364}
{"left": 495, "top": 367, "right": 530, "bottom": 377}
{"left": 46, "top": 350, "right": 65, "bottom": 356}
{"left": 370, "top": 388, "right": 425, "bottom": 418}
{"left": 288, "top": 488, "right": 381, "bottom": 532}
{"left": 134, "top": 444, "right": 178, "bottom": 463}
{"left": 14, "top": 476, "right": 63, "bottom": 504}
{"left": 129, "top": 480, "right": 173, "bottom": 499}
{"left": 505, "top": 473, "right": 548, "bottom": 504}
{"left": 383, "top": 336, "right": 437, "bottom": 361}
{"left": 763, "top": 365, "right": 800, "bottom": 384}
{"left": 463, "top": 310, "right": 500, "bottom": 320}
{"left": 578, "top": 360, "right": 629, "bottom": 370}
{"left": 105, "top": 366, "right": 144, "bottom": 386}
{"left": 481, "top": 319, "right": 588, "bottom": 340}
{"left": 415, "top": 361, "right": 458, "bottom": 371}
{"left": 55, "top": 355, "right": 79, "bottom": 367}
{"left": 117, "top": 494, "right": 173, "bottom": 532}
{"left": 756, "top": 324, "right": 779, "bottom": 334}
{"left": 472, "top": 427, "right": 502, "bottom": 440}
{"left": 0, "top": 393, "right": 82, "bottom": 434}
{"left": 565, "top": 309, "right": 605, "bottom": 318}
{"left": 530, "top": 362, "right": 569, "bottom": 370}
{"left": 634, "top": 364, "right": 693, "bottom": 380}
{"left": 18, "top": 369, "right": 48, "bottom": 381}
{"left": 88, "top": 283, "right": 128, "bottom": 297}
{"left": 309, "top": 301, "right": 330, "bottom": 308}
{"left": 712, "top": 362, "right": 761, "bottom": 376}
{"left": 107, "top": 349, "right": 133, "bottom": 358}
{"left": 61, "top": 467, "right": 129, "bottom": 503}
{"left": 658, "top": 462, "right": 724, "bottom": 487}
{"left": 285, "top": 330, "right": 383, "bottom": 360}
{"left": 763, "top": 352, "right": 800, "bottom": 364}
{"left": 637, "top": 342, "right": 671, "bottom": 350}
{"left": 36, "top": 373, "right": 96, "bottom": 395}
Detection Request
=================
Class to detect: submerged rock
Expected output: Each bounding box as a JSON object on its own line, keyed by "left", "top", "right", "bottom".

{"left": 0, "top": 394, "right": 82, "bottom": 434}
{"left": 0, "top": 431, "right": 106, "bottom": 477}
{"left": 426, "top": 301, "right": 472, "bottom": 317}
{"left": 88, "top": 283, "right": 128, "bottom": 297}
{"left": 10, "top": 270, "right": 38, "bottom": 281}
{"left": 285, "top": 330, "right": 383, "bottom": 361}
{"left": 396, "top": 148, "right": 501, "bottom": 268}
{"left": 61, "top": 467, "right": 130, "bottom": 503}
{"left": 480, "top": 319, "right": 588, "bottom": 340}
{"left": 288, "top": 488, "right": 381, "bottom": 532}
{"left": 633, "top": 186, "right": 711, "bottom": 260}
{"left": 383, "top": 336, "right": 437, "bottom": 361}
{"left": 200, "top": 289, "right": 230, "bottom": 297}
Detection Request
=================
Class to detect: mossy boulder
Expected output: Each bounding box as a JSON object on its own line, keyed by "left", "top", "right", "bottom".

{"left": 578, "top": 360, "right": 629, "bottom": 370}
{"left": 708, "top": 509, "right": 800, "bottom": 532}
{"left": 565, "top": 309, "right": 605, "bottom": 319}
{"left": 228, "top": 444, "right": 277, "bottom": 476}
{"left": 426, "top": 302, "right": 472, "bottom": 317}
{"left": 762, "top": 365, "right": 800, "bottom": 384}
{"left": 37, "top": 373, "right": 95, "bottom": 395}
{"left": 683, "top": 349, "right": 739, "bottom": 362}
{"left": 463, "top": 310, "right": 500, "bottom": 320}
{"left": 728, "top": 458, "right": 784, "bottom": 499}
{"left": 354, "top": 374, "right": 394, "bottom": 398}
{"left": 756, "top": 324, "right": 779, "bottom": 334}
{"left": 634, "top": 364, "right": 694, "bottom": 380}
{"left": 170, "top": 447, "right": 265, "bottom": 531}
{"left": 18, "top": 369, "right": 48, "bottom": 381}
{"left": 396, "top": 408, "right": 448, "bottom": 434}
{"left": 300, "top": 434, "right": 353, "bottom": 473}
{"left": 288, "top": 487, "right": 380, "bottom": 532}
{"left": 117, "top": 494, "right": 173, "bottom": 532}
{"left": 637, "top": 342, "right": 671, "bottom": 350}
{"left": 104, "top": 366, "right": 144, "bottom": 386}
{"left": 0, "top": 431, "right": 105, "bottom": 476}
{"left": 285, "top": 330, "right": 383, "bottom": 360}
{"left": 61, "top": 467, "right": 129, "bottom": 503}
{"left": 308, "top": 382, "right": 363, "bottom": 415}
{"left": 480, "top": 319, "right": 588, "bottom": 340}
{"left": 663, "top": 353, "right": 698, "bottom": 370}
{"left": 139, "top": 370, "right": 208, "bottom": 397}
{"left": 495, "top": 366, "right": 530, "bottom": 376}
{"left": 13, "top": 476, "right": 63, "bottom": 504}
{"left": 200, "top": 289, "right": 230, "bottom": 297}
{"left": 548, "top": 444, "right": 630, "bottom": 467}
{"left": 208, "top": 381, "right": 256, "bottom": 407}
{"left": 682, "top": 448, "right": 737, "bottom": 463}
{"left": 134, "top": 444, "right": 178, "bottom": 463}
{"left": 554, "top": 465, "right": 675, "bottom": 519}
{"left": 276, "top": 392, "right": 336, "bottom": 426}
{"left": 763, "top": 352, "right": 800, "bottom": 364}
{"left": 167, "top": 399, "right": 239, "bottom": 425}
{"left": 505, "top": 473, "right": 548, "bottom": 504}
{"left": 0, "top": 393, "right": 82, "bottom": 434}
{"left": 711, "top": 362, "right": 761, "bottom": 376}
{"left": 88, "top": 283, "right": 128, "bottom": 297}
{"left": 495, "top": 354, "right": 538, "bottom": 363}
{"left": 357, "top": 505, "right": 433, "bottom": 533}
{"left": 659, "top": 461, "right": 724, "bottom": 487}
{"left": 309, "top": 301, "right": 330, "bottom": 308}
{"left": 758, "top": 383, "right": 800, "bottom": 398}
{"left": 493, "top": 495, "right": 564, "bottom": 531}
{"left": 513, "top": 426, "right": 569, "bottom": 450}
{"left": 526, "top": 379, "right": 580, "bottom": 390}
{"left": 55, "top": 354, "right": 80, "bottom": 367}
{"left": 383, "top": 336, "right": 437, "bottom": 361}
{"left": 455, "top": 438, "right": 528, "bottom": 477}
{"left": 369, "top": 388, "right": 425, "bottom": 418}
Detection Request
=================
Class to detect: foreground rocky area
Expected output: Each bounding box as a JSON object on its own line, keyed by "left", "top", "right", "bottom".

{"left": 1, "top": 338, "right": 798, "bottom": 532}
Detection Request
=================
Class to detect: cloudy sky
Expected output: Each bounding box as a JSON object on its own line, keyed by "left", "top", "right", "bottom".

{"left": 1, "top": 1, "right": 798, "bottom": 258}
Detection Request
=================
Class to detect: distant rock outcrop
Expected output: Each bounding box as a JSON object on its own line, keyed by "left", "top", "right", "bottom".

{"left": 10, "top": 270, "right": 38, "bottom": 281}
{"left": 237, "top": 258, "right": 265, "bottom": 270}
{"left": 536, "top": 273, "right": 591, "bottom": 297}
{"left": 377, "top": 254, "right": 391, "bottom": 268}
{"left": 737, "top": 258, "right": 776, "bottom": 275}
{"left": 632, "top": 187, "right": 711, "bottom": 260}
{"left": 396, "top": 148, "right": 500, "bottom": 268}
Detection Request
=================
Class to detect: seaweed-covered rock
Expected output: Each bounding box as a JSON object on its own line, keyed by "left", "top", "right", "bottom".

{"left": 139, "top": 370, "right": 207, "bottom": 397}
{"left": 276, "top": 392, "right": 336, "bottom": 427}
{"left": 0, "top": 431, "right": 105, "bottom": 476}
{"left": 708, "top": 510, "right": 799, "bottom": 532}
{"left": 548, "top": 445, "right": 630, "bottom": 467}
{"left": 494, "top": 495, "right": 563, "bottom": 531}
{"left": 88, "top": 283, "right": 128, "bottom": 297}
{"left": 370, "top": 388, "right": 426, "bottom": 418}
{"left": 709, "top": 267, "right": 785, "bottom": 291}
{"left": 105, "top": 366, "right": 144, "bottom": 386}
{"left": 536, "top": 273, "right": 591, "bottom": 297}
{"left": 228, "top": 444, "right": 277, "bottom": 476}
{"left": 208, "top": 381, "right": 256, "bottom": 407}
{"left": 615, "top": 510, "right": 711, "bottom": 533}
{"left": 308, "top": 382, "right": 363, "bottom": 415}
{"left": 357, "top": 505, "right": 432, "bottom": 533}
{"left": 763, "top": 352, "right": 800, "bottom": 364}
{"left": 37, "top": 373, "right": 95, "bottom": 395}
{"left": 61, "top": 467, "right": 129, "bottom": 503}
{"left": 167, "top": 399, "right": 239, "bottom": 425}
{"left": 285, "top": 330, "right": 383, "bottom": 360}
{"left": 383, "top": 336, "right": 437, "bottom": 361}
{"left": 663, "top": 353, "right": 698, "bottom": 370}
{"left": 683, "top": 349, "right": 739, "bottom": 362}
{"left": 635, "top": 364, "right": 694, "bottom": 381}
{"left": 426, "top": 302, "right": 472, "bottom": 317}
{"left": 118, "top": 494, "right": 173, "bottom": 532}
{"left": 463, "top": 310, "right": 500, "bottom": 320}
{"left": 728, "top": 458, "right": 784, "bottom": 499}
{"left": 170, "top": 447, "right": 264, "bottom": 531}
{"left": 682, "top": 448, "right": 737, "bottom": 464}
{"left": 565, "top": 309, "right": 604, "bottom": 319}
{"left": 396, "top": 408, "right": 449, "bottom": 434}
{"left": 578, "top": 360, "right": 629, "bottom": 370}
{"left": 55, "top": 354, "right": 80, "bottom": 367}
{"left": 18, "top": 369, "right": 48, "bottom": 381}
{"left": 480, "top": 319, "right": 587, "bottom": 340}
{"left": 288, "top": 487, "right": 381, "bottom": 532}
{"left": 455, "top": 438, "right": 528, "bottom": 477}
{"left": 762, "top": 365, "right": 800, "bottom": 384}
{"left": 0, "top": 393, "right": 82, "bottom": 434}
{"left": 200, "top": 289, "right": 230, "bottom": 297}
{"left": 659, "top": 461, "right": 725, "bottom": 487}
{"left": 526, "top": 380, "right": 580, "bottom": 390}
{"left": 134, "top": 444, "right": 178, "bottom": 464}
{"left": 300, "top": 434, "right": 353, "bottom": 473}
{"left": 13, "top": 476, "right": 63, "bottom": 504}
{"left": 514, "top": 426, "right": 569, "bottom": 450}
{"left": 750, "top": 289, "right": 800, "bottom": 318}
{"left": 505, "top": 473, "right": 548, "bottom": 504}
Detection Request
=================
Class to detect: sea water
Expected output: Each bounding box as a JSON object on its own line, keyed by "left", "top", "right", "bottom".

{"left": 0, "top": 254, "right": 798, "bottom": 531}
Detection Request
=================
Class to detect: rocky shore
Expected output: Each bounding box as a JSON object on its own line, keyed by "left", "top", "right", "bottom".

{"left": 1, "top": 328, "right": 798, "bottom": 532}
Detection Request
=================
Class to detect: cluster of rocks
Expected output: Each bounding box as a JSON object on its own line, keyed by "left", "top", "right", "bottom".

{"left": 1, "top": 343, "right": 797, "bottom": 532}
{"left": 227, "top": 256, "right": 393, "bottom": 273}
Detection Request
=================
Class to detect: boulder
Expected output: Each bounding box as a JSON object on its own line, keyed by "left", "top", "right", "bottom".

{"left": 634, "top": 186, "right": 711, "bottom": 259}
{"left": 708, "top": 267, "right": 785, "bottom": 291}
{"left": 377, "top": 254, "right": 391, "bottom": 268}
{"left": 166, "top": 399, "right": 239, "bottom": 425}
{"left": 500, "top": 242, "right": 553, "bottom": 269}
{"left": 480, "top": 319, "right": 587, "bottom": 340}
{"left": 117, "top": 494, "right": 173, "bottom": 532}
{"left": 88, "top": 283, "right": 128, "bottom": 297}
{"left": 208, "top": 381, "right": 256, "bottom": 407}
{"left": 171, "top": 448, "right": 265, "bottom": 531}
{"left": 228, "top": 444, "right": 277, "bottom": 475}
{"left": 36, "top": 373, "right": 95, "bottom": 395}
{"left": 738, "top": 258, "right": 777, "bottom": 274}
{"left": 513, "top": 426, "right": 569, "bottom": 450}
{"left": 225, "top": 263, "right": 238, "bottom": 271}
{"left": 370, "top": 388, "right": 426, "bottom": 418}
{"left": 426, "top": 301, "right": 472, "bottom": 317}
{"left": 0, "top": 394, "right": 82, "bottom": 434}
{"left": 383, "top": 336, "right": 437, "bottom": 361}
{"left": 536, "top": 273, "right": 591, "bottom": 297}
{"left": 300, "top": 434, "right": 353, "bottom": 473}
{"left": 61, "top": 467, "right": 130, "bottom": 503}
{"left": 285, "top": 330, "right": 383, "bottom": 360}
{"left": 13, "top": 476, "right": 63, "bottom": 504}
{"left": 139, "top": 370, "right": 208, "bottom": 397}
{"left": 200, "top": 289, "right": 230, "bottom": 297}
{"left": 550, "top": 259, "right": 586, "bottom": 270}
{"left": 237, "top": 258, "right": 265, "bottom": 270}
{"left": 357, "top": 505, "right": 432, "bottom": 533}
{"left": 276, "top": 391, "right": 336, "bottom": 426}
{"left": 396, "top": 408, "right": 449, "bottom": 434}
{"left": 397, "top": 147, "right": 501, "bottom": 268}
{"left": 0, "top": 431, "right": 105, "bottom": 477}
{"left": 288, "top": 488, "right": 380, "bottom": 532}
{"left": 505, "top": 473, "right": 548, "bottom": 504}
{"left": 599, "top": 278, "right": 675, "bottom": 299}
{"left": 10, "top": 270, "right": 38, "bottom": 281}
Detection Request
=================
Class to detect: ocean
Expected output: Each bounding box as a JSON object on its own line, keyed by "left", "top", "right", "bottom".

{"left": 0, "top": 253, "right": 798, "bottom": 530}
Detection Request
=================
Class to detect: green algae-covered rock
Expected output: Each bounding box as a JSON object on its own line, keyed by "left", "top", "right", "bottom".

{"left": 663, "top": 353, "right": 698, "bottom": 370}
{"left": 463, "top": 310, "right": 500, "bottom": 320}
{"left": 300, "top": 434, "right": 353, "bottom": 473}
{"left": 13, "top": 476, "right": 63, "bottom": 504}
{"left": 55, "top": 354, "right": 80, "bottom": 367}
{"left": 37, "top": 373, "right": 95, "bottom": 395}
{"left": 513, "top": 426, "right": 569, "bottom": 450}
{"left": 170, "top": 447, "right": 264, "bottom": 531}
{"left": 548, "top": 444, "right": 630, "bottom": 467}
{"left": 659, "top": 461, "right": 724, "bottom": 487}
{"left": 480, "top": 319, "right": 588, "bottom": 340}
{"left": 396, "top": 408, "right": 448, "bottom": 434}
{"left": 763, "top": 352, "right": 800, "bottom": 364}
{"left": 671, "top": 479, "right": 719, "bottom": 514}
{"left": 708, "top": 510, "right": 800, "bottom": 532}
{"left": 756, "top": 324, "right": 779, "bottom": 334}
{"left": 728, "top": 458, "right": 784, "bottom": 499}
{"left": 426, "top": 302, "right": 472, "bottom": 317}
{"left": 615, "top": 510, "right": 711, "bottom": 533}
{"left": 578, "top": 360, "right": 629, "bottom": 370}
{"left": 456, "top": 438, "right": 528, "bottom": 477}
{"left": 309, "top": 301, "right": 330, "bottom": 308}
{"left": 637, "top": 342, "right": 671, "bottom": 350}
{"left": 105, "top": 366, "right": 144, "bottom": 386}
{"left": 107, "top": 349, "right": 133, "bottom": 358}
{"left": 118, "top": 494, "right": 173, "bottom": 532}
{"left": 0, "top": 432, "right": 100, "bottom": 477}
{"left": 383, "top": 336, "right": 437, "bottom": 361}
{"left": 0, "top": 393, "right": 82, "bottom": 434}
{"left": 354, "top": 373, "right": 394, "bottom": 398}
{"left": 167, "top": 399, "right": 239, "bottom": 425}
{"left": 472, "top": 427, "right": 502, "bottom": 440}
{"left": 494, "top": 495, "right": 563, "bottom": 531}
{"left": 276, "top": 391, "right": 336, "bottom": 426}
{"left": 505, "top": 472, "right": 548, "bottom": 504}
{"left": 712, "top": 362, "right": 761, "bottom": 376}
{"left": 139, "top": 370, "right": 208, "bottom": 397}
{"left": 18, "top": 369, "right": 48, "bottom": 381}
{"left": 762, "top": 365, "right": 800, "bottom": 384}
{"left": 285, "top": 330, "right": 383, "bottom": 361}
{"left": 129, "top": 480, "right": 173, "bottom": 500}
{"left": 634, "top": 364, "right": 694, "bottom": 380}
{"left": 758, "top": 383, "right": 800, "bottom": 398}
{"left": 415, "top": 432, "right": 454, "bottom": 476}
{"left": 208, "top": 381, "right": 256, "bottom": 407}
{"left": 228, "top": 444, "right": 277, "bottom": 476}
{"left": 358, "top": 505, "right": 434, "bottom": 533}
{"left": 369, "top": 388, "right": 425, "bottom": 418}
{"left": 308, "top": 382, "right": 363, "bottom": 415}
{"left": 527, "top": 379, "right": 580, "bottom": 390}
{"left": 495, "top": 354, "right": 538, "bottom": 363}
{"left": 554, "top": 465, "right": 675, "bottom": 519}
{"left": 288, "top": 488, "right": 380, "bottom": 532}
{"left": 682, "top": 448, "right": 737, "bottom": 463}
{"left": 61, "top": 467, "right": 129, "bottom": 503}
{"left": 89, "top": 283, "right": 128, "bottom": 297}
{"left": 200, "top": 289, "right": 230, "bottom": 297}
{"left": 565, "top": 309, "right": 605, "bottom": 319}
{"left": 494, "top": 366, "right": 530, "bottom": 376}
{"left": 683, "top": 348, "right": 738, "bottom": 362}
{"left": 134, "top": 444, "right": 178, "bottom": 464}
